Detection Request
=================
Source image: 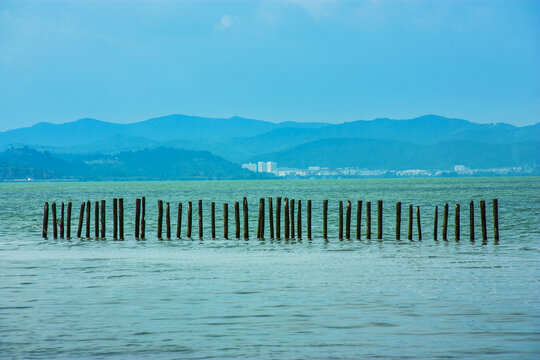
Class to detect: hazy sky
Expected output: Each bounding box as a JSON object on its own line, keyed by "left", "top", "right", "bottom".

{"left": 0, "top": 0, "right": 539, "bottom": 131}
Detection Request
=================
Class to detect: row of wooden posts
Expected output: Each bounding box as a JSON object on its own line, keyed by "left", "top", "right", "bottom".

{"left": 41, "top": 197, "right": 500, "bottom": 243}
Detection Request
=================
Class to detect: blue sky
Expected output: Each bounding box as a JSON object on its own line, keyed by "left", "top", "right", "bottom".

{"left": 0, "top": 0, "right": 538, "bottom": 131}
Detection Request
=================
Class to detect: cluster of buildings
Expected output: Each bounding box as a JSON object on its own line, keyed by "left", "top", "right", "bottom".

{"left": 242, "top": 162, "right": 530, "bottom": 178}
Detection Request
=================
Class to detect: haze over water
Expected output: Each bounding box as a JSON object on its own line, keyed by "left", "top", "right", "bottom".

{"left": 1, "top": 177, "right": 539, "bottom": 359}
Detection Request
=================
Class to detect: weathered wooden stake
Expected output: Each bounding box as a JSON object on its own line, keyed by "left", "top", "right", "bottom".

{"left": 493, "top": 198, "right": 499, "bottom": 243}
{"left": 157, "top": 199, "right": 163, "bottom": 239}
{"left": 297, "top": 200, "right": 302, "bottom": 239}
{"left": 166, "top": 202, "right": 171, "bottom": 239}
{"left": 395, "top": 202, "right": 401, "bottom": 240}
{"left": 442, "top": 203, "right": 448, "bottom": 241}
{"left": 433, "top": 206, "right": 438, "bottom": 241}
{"left": 323, "top": 199, "right": 328, "bottom": 240}
{"left": 276, "top": 197, "right": 282, "bottom": 239}
{"left": 290, "top": 199, "right": 295, "bottom": 238}
{"left": 416, "top": 205, "right": 421, "bottom": 240}
{"left": 223, "top": 203, "right": 228, "bottom": 239}
{"left": 66, "top": 202, "right": 72, "bottom": 239}
{"left": 284, "top": 198, "right": 290, "bottom": 239}
{"left": 338, "top": 200, "right": 343, "bottom": 240}
{"left": 243, "top": 197, "right": 248, "bottom": 240}
{"left": 455, "top": 204, "right": 460, "bottom": 241}
{"left": 85, "top": 200, "right": 90, "bottom": 238}
{"left": 52, "top": 202, "right": 58, "bottom": 239}
{"left": 60, "top": 202, "right": 65, "bottom": 239}
{"left": 198, "top": 200, "right": 203, "bottom": 239}
{"left": 366, "top": 201, "right": 371, "bottom": 239}
{"left": 307, "top": 200, "right": 312, "bottom": 240}
{"left": 94, "top": 201, "right": 99, "bottom": 238}
{"left": 269, "top": 197, "right": 274, "bottom": 239}
{"left": 113, "top": 198, "right": 118, "bottom": 240}
{"left": 234, "top": 201, "right": 240, "bottom": 239}
{"left": 135, "top": 198, "right": 141, "bottom": 239}
{"left": 480, "top": 200, "right": 487, "bottom": 242}
{"left": 257, "top": 198, "right": 263, "bottom": 239}
{"left": 377, "top": 200, "right": 383, "bottom": 240}
{"left": 100, "top": 200, "right": 105, "bottom": 239}
{"left": 177, "top": 203, "right": 182, "bottom": 239}
{"left": 356, "top": 200, "right": 362, "bottom": 240}
{"left": 346, "top": 200, "right": 352, "bottom": 239}
{"left": 77, "top": 202, "right": 85, "bottom": 238}
{"left": 141, "top": 197, "right": 146, "bottom": 240}
{"left": 469, "top": 201, "right": 474, "bottom": 242}
{"left": 408, "top": 204, "right": 413, "bottom": 241}
{"left": 42, "top": 202, "right": 49, "bottom": 238}
{"left": 261, "top": 198, "right": 265, "bottom": 239}
{"left": 211, "top": 202, "right": 216, "bottom": 239}
{"left": 119, "top": 198, "right": 124, "bottom": 240}
{"left": 187, "top": 201, "right": 193, "bottom": 238}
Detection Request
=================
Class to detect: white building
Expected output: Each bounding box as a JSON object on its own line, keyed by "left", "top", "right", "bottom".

{"left": 266, "top": 161, "right": 277, "bottom": 173}
{"left": 242, "top": 163, "right": 257, "bottom": 172}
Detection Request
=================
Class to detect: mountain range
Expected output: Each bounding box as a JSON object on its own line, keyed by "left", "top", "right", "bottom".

{"left": 0, "top": 114, "right": 538, "bottom": 180}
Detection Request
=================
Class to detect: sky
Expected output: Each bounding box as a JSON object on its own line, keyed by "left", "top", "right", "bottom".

{"left": 0, "top": 0, "right": 539, "bottom": 131}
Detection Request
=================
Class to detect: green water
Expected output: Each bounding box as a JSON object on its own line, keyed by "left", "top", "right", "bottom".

{"left": 1, "top": 178, "right": 539, "bottom": 359}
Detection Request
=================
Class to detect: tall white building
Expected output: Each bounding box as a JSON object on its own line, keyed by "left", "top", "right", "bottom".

{"left": 266, "top": 161, "right": 277, "bottom": 173}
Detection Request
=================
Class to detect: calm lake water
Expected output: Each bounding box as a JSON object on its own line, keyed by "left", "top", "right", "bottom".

{"left": 1, "top": 178, "right": 539, "bottom": 359}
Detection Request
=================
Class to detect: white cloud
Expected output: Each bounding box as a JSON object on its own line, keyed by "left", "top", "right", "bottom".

{"left": 215, "top": 14, "right": 236, "bottom": 30}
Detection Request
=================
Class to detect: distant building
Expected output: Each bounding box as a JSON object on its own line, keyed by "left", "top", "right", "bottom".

{"left": 454, "top": 165, "right": 472, "bottom": 175}
{"left": 266, "top": 161, "right": 277, "bottom": 173}
{"left": 242, "top": 163, "right": 257, "bottom": 172}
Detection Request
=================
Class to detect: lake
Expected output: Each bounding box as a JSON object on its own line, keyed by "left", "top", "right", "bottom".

{"left": 1, "top": 177, "right": 539, "bottom": 359}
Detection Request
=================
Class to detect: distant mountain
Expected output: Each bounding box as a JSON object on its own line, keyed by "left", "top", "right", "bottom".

{"left": 252, "top": 138, "right": 540, "bottom": 170}
{"left": 0, "top": 147, "right": 260, "bottom": 181}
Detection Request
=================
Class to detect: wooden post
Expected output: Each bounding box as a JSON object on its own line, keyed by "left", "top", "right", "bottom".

{"left": 141, "top": 197, "right": 146, "bottom": 240}
{"left": 338, "top": 201, "right": 343, "bottom": 240}
{"left": 113, "top": 198, "right": 118, "bottom": 240}
{"left": 243, "top": 197, "right": 248, "bottom": 240}
{"left": 323, "top": 200, "right": 328, "bottom": 240}
{"left": 297, "top": 200, "right": 302, "bottom": 239}
{"left": 469, "top": 201, "right": 474, "bottom": 242}
{"left": 455, "top": 204, "right": 460, "bottom": 241}
{"left": 276, "top": 197, "right": 282, "bottom": 239}
{"left": 307, "top": 200, "right": 312, "bottom": 240}
{"left": 166, "top": 202, "right": 171, "bottom": 239}
{"left": 42, "top": 202, "right": 49, "bottom": 238}
{"left": 443, "top": 203, "right": 448, "bottom": 241}
{"left": 60, "top": 202, "right": 65, "bottom": 239}
{"left": 100, "top": 200, "right": 105, "bottom": 239}
{"left": 261, "top": 198, "right": 265, "bottom": 239}
{"left": 395, "top": 202, "right": 401, "bottom": 240}
{"left": 157, "top": 200, "right": 163, "bottom": 239}
{"left": 177, "top": 203, "right": 182, "bottom": 239}
{"left": 356, "top": 200, "right": 362, "bottom": 240}
{"left": 434, "top": 206, "right": 438, "bottom": 241}
{"left": 211, "top": 202, "right": 216, "bottom": 239}
{"left": 52, "top": 202, "right": 57, "bottom": 239}
{"left": 366, "top": 201, "right": 371, "bottom": 239}
{"left": 408, "top": 204, "right": 413, "bottom": 241}
{"left": 198, "top": 200, "right": 203, "bottom": 239}
{"left": 346, "top": 200, "right": 351, "bottom": 239}
{"left": 493, "top": 199, "right": 499, "bottom": 243}
{"left": 234, "top": 201, "right": 240, "bottom": 239}
{"left": 94, "top": 201, "right": 99, "bottom": 238}
{"left": 77, "top": 202, "right": 85, "bottom": 238}
{"left": 269, "top": 197, "right": 274, "bottom": 239}
{"left": 66, "top": 202, "right": 72, "bottom": 239}
{"left": 290, "top": 199, "right": 295, "bottom": 238}
{"left": 416, "top": 205, "right": 421, "bottom": 240}
{"left": 223, "top": 203, "right": 228, "bottom": 239}
{"left": 135, "top": 198, "right": 141, "bottom": 239}
{"left": 257, "top": 198, "right": 263, "bottom": 239}
{"left": 480, "top": 200, "right": 487, "bottom": 242}
{"left": 187, "top": 201, "right": 192, "bottom": 238}
{"left": 119, "top": 198, "right": 124, "bottom": 240}
{"left": 85, "top": 200, "right": 90, "bottom": 238}
{"left": 284, "top": 198, "right": 290, "bottom": 239}
{"left": 377, "top": 200, "right": 383, "bottom": 240}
